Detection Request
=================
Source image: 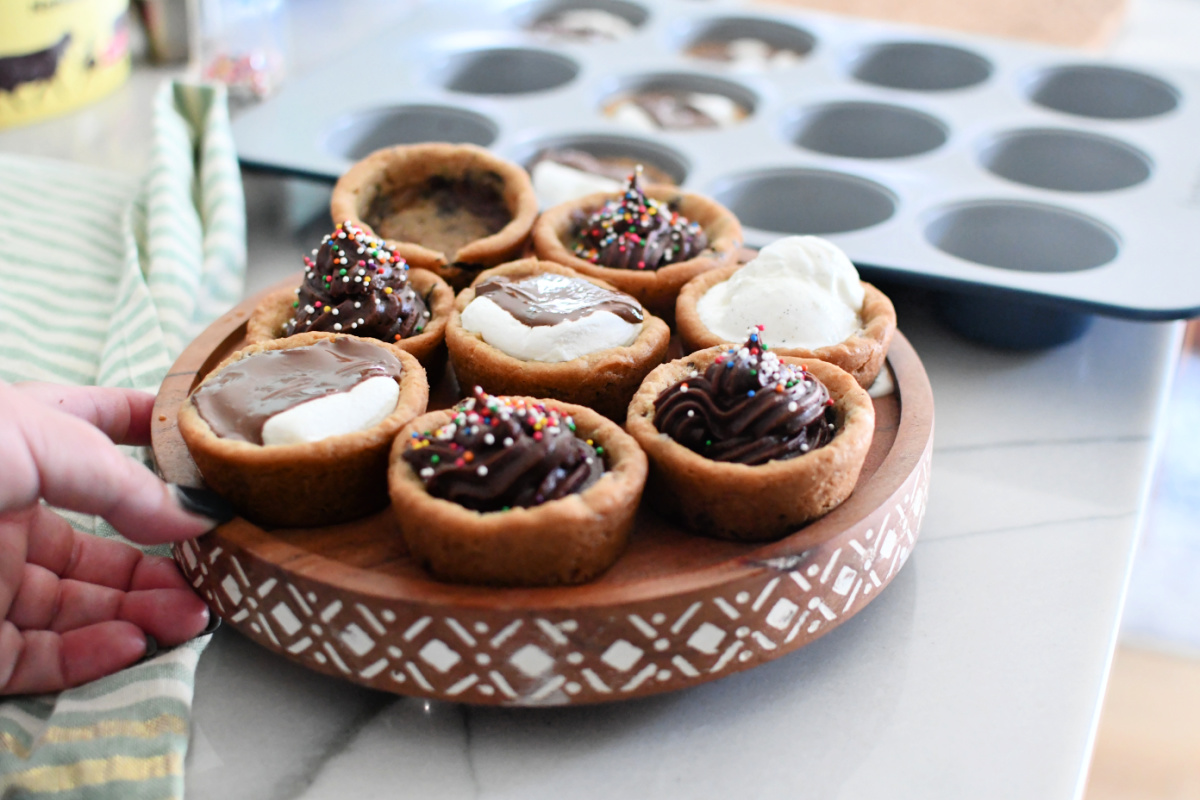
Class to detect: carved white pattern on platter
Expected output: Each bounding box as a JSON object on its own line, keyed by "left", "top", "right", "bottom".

{"left": 180, "top": 451, "right": 929, "bottom": 705}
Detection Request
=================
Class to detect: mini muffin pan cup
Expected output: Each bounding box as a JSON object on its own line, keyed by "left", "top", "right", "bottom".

{"left": 232, "top": 0, "right": 1200, "bottom": 336}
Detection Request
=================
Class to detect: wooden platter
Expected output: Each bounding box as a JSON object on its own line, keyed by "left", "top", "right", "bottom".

{"left": 152, "top": 277, "right": 934, "bottom": 707}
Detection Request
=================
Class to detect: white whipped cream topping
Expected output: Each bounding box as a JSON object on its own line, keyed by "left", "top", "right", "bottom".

{"left": 696, "top": 236, "right": 865, "bottom": 350}
{"left": 260, "top": 375, "right": 399, "bottom": 446}
{"left": 460, "top": 295, "right": 642, "bottom": 363}
{"left": 531, "top": 160, "right": 623, "bottom": 209}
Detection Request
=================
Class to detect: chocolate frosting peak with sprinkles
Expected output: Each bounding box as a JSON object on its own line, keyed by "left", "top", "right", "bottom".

{"left": 285, "top": 221, "right": 431, "bottom": 341}
{"left": 571, "top": 168, "right": 708, "bottom": 271}
{"left": 653, "top": 328, "right": 836, "bottom": 465}
{"left": 402, "top": 388, "right": 603, "bottom": 512}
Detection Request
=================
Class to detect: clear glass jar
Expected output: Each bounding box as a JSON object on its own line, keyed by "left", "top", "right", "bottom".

{"left": 190, "top": 0, "right": 287, "bottom": 100}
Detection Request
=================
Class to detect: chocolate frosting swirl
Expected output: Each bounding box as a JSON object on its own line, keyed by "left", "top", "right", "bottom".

{"left": 192, "top": 338, "right": 404, "bottom": 445}
{"left": 285, "top": 221, "right": 430, "bottom": 341}
{"left": 653, "top": 330, "right": 835, "bottom": 465}
{"left": 571, "top": 170, "right": 708, "bottom": 271}
{"left": 475, "top": 273, "right": 644, "bottom": 326}
{"left": 402, "top": 389, "right": 602, "bottom": 512}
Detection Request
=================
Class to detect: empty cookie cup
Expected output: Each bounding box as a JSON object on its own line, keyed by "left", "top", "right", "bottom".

{"left": 626, "top": 333, "right": 874, "bottom": 541}
{"left": 178, "top": 333, "right": 429, "bottom": 528}
{"left": 389, "top": 392, "right": 648, "bottom": 587}
{"left": 330, "top": 143, "right": 539, "bottom": 291}
{"left": 445, "top": 258, "right": 671, "bottom": 420}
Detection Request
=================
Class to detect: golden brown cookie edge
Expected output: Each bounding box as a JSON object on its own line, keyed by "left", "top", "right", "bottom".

{"left": 675, "top": 261, "right": 897, "bottom": 389}
{"left": 388, "top": 398, "right": 648, "bottom": 587}
{"left": 178, "top": 332, "right": 430, "bottom": 528}
{"left": 625, "top": 348, "right": 874, "bottom": 541}
{"left": 530, "top": 184, "right": 743, "bottom": 321}
{"left": 445, "top": 258, "right": 671, "bottom": 420}
{"left": 244, "top": 269, "right": 453, "bottom": 375}
{"left": 330, "top": 143, "right": 538, "bottom": 292}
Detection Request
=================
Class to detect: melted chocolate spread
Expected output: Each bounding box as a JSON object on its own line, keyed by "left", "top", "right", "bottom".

{"left": 402, "top": 388, "right": 602, "bottom": 512}
{"left": 286, "top": 221, "right": 430, "bottom": 341}
{"left": 653, "top": 331, "right": 835, "bottom": 465}
{"left": 192, "top": 338, "right": 404, "bottom": 444}
{"left": 533, "top": 149, "right": 676, "bottom": 185}
{"left": 475, "top": 273, "right": 644, "bottom": 326}
{"left": 625, "top": 91, "right": 726, "bottom": 130}
{"left": 571, "top": 170, "right": 708, "bottom": 271}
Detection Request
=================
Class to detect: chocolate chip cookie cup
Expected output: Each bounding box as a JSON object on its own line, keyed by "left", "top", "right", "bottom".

{"left": 248, "top": 266, "right": 453, "bottom": 372}
{"left": 331, "top": 143, "right": 539, "bottom": 291}
{"left": 625, "top": 340, "right": 874, "bottom": 542}
{"left": 178, "top": 333, "right": 429, "bottom": 529}
{"left": 445, "top": 259, "right": 671, "bottom": 421}
{"left": 531, "top": 172, "right": 743, "bottom": 321}
{"left": 388, "top": 393, "right": 648, "bottom": 587}
{"left": 676, "top": 262, "right": 896, "bottom": 389}
{"left": 674, "top": 236, "right": 897, "bottom": 389}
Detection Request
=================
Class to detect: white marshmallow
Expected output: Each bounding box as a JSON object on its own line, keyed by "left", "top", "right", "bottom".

{"left": 868, "top": 368, "right": 895, "bottom": 398}
{"left": 260, "top": 375, "right": 399, "bottom": 446}
{"left": 609, "top": 101, "right": 660, "bottom": 132}
{"left": 531, "top": 160, "right": 623, "bottom": 209}
{"left": 724, "top": 39, "right": 803, "bottom": 72}
{"left": 726, "top": 38, "right": 773, "bottom": 70}
{"left": 460, "top": 295, "right": 641, "bottom": 362}
{"left": 686, "top": 92, "right": 744, "bottom": 126}
{"left": 696, "top": 236, "right": 865, "bottom": 350}
{"left": 769, "top": 49, "right": 802, "bottom": 70}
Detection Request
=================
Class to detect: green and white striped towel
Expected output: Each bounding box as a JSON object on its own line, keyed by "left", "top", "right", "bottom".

{"left": 0, "top": 81, "right": 245, "bottom": 799}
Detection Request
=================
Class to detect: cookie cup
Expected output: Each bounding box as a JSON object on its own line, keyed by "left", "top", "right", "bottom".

{"left": 675, "top": 262, "right": 897, "bottom": 389}
{"left": 331, "top": 143, "right": 539, "bottom": 291}
{"left": 626, "top": 350, "right": 874, "bottom": 542}
{"left": 245, "top": 267, "right": 454, "bottom": 376}
{"left": 446, "top": 258, "right": 671, "bottom": 421}
{"left": 388, "top": 399, "right": 648, "bottom": 587}
{"left": 532, "top": 185, "right": 744, "bottom": 321}
{"left": 178, "top": 333, "right": 430, "bottom": 529}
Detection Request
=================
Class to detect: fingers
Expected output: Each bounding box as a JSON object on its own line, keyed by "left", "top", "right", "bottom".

{"left": 128, "top": 555, "right": 197, "bottom": 593}
{"left": 0, "top": 620, "right": 150, "bottom": 696}
{"left": 0, "top": 384, "right": 230, "bottom": 544}
{"left": 12, "top": 382, "right": 156, "bottom": 446}
{"left": 20, "top": 505, "right": 192, "bottom": 592}
{"left": 7, "top": 507, "right": 210, "bottom": 645}
{"left": 18, "top": 504, "right": 197, "bottom": 592}
{"left": 0, "top": 514, "right": 27, "bottom": 628}
{"left": 109, "top": 591, "right": 210, "bottom": 645}
{"left": 7, "top": 564, "right": 210, "bottom": 647}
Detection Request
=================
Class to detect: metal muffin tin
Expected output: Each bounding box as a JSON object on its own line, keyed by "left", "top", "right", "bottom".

{"left": 232, "top": 0, "right": 1200, "bottom": 324}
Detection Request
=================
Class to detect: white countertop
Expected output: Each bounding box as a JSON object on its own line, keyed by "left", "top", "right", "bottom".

{"left": 2, "top": 1, "right": 1197, "bottom": 797}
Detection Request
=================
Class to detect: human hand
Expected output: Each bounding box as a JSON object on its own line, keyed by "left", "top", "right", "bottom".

{"left": 1, "top": 380, "right": 232, "bottom": 695}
